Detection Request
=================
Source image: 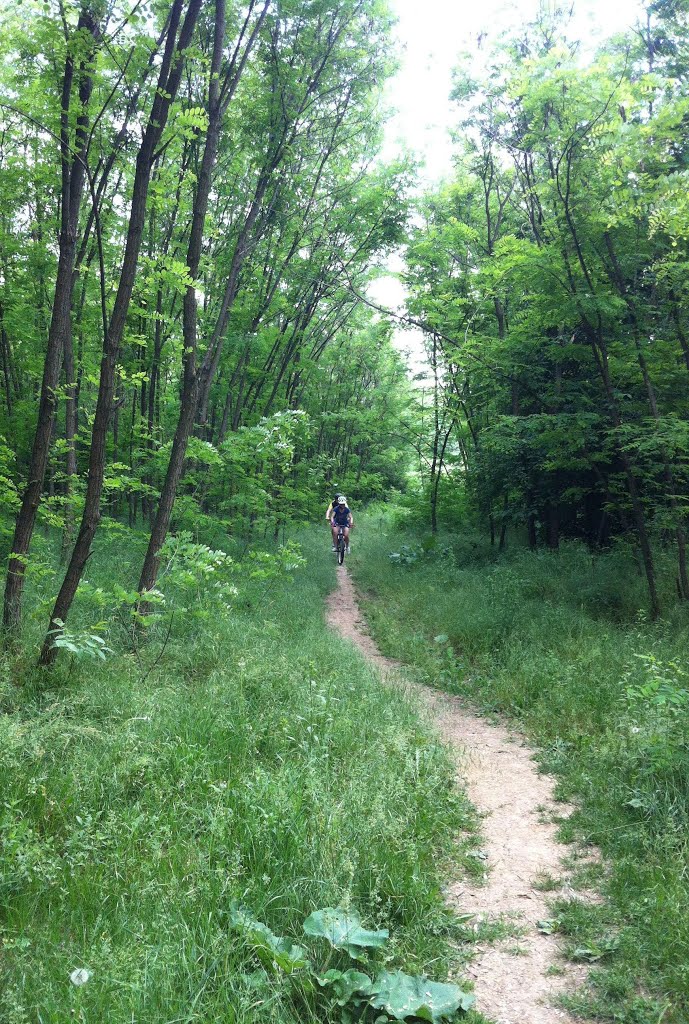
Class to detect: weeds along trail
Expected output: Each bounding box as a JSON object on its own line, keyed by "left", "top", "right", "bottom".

{"left": 0, "top": 535, "right": 473, "bottom": 1023}
{"left": 326, "top": 564, "right": 595, "bottom": 1024}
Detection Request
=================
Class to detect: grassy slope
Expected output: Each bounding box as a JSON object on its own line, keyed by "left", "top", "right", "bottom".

{"left": 0, "top": 527, "right": 477, "bottom": 1024}
{"left": 350, "top": 516, "right": 689, "bottom": 1024}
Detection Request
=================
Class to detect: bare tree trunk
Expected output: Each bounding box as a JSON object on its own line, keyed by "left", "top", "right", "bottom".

{"left": 138, "top": 0, "right": 231, "bottom": 600}
{"left": 138, "top": 0, "right": 272, "bottom": 599}
{"left": 60, "top": 320, "right": 79, "bottom": 563}
{"left": 39, "top": 0, "right": 203, "bottom": 665}
{"left": 431, "top": 423, "right": 453, "bottom": 536}
{"left": 429, "top": 333, "right": 441, "bottom": 533}
{"left": 4, "top": 7, "right": 99, "bottom": 634}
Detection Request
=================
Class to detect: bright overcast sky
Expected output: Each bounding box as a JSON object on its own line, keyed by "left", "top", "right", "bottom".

{"left": 371, "top": 0, "right": 647, "bottom": 370}
{"left": 382, "top": 0, "right": 647, "bottom": 183}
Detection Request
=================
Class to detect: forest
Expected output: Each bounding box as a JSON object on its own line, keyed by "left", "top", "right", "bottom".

{"left": 1, "top": 1, "right": 689, "bottom": 1023}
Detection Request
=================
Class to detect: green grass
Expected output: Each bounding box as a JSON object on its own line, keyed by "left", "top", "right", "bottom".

{"left": 350, "top": 516, "right": 689, "bottom": 1024}
{"left": 0, "top": 525, "right": 478, "bottom": 1023}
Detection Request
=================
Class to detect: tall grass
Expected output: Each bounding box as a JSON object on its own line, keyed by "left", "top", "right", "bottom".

{"left": 351, "top": 516, "right": 689, "bottom": 1024}
{"left": 0, "top": 527, "right": 476, "bottom": 1024}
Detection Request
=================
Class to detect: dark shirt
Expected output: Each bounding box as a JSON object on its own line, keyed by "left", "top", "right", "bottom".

{"left": 332, "top": 504, "right": 351, "bottom": 526}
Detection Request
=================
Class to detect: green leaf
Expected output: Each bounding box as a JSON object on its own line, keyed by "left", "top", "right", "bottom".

{"left": 303, "top": 908, "right": 388, "bottom": 959}
{"left": 316, "top": 968, "right": 375, "bottom": 1005}
{"left": 230, "top": 908, "right": 309, "bottom": 974}
{"left": 370, "top": 970, "right": 474, "bottom": 1021}
{"left": 572, "top": 937, "right": 619, "bottom": 962}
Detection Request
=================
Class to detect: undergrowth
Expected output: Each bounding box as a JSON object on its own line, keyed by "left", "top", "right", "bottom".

{"left": 0, "top": 526, "right": 478, "bottom": 1024}
{"left": 351, "top": 515, "right": 689, "bottom": 1024}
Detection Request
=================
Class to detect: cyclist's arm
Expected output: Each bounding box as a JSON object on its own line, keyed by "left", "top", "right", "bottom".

{"left": 325, "top": 502, "right": 333, "bottom": 522}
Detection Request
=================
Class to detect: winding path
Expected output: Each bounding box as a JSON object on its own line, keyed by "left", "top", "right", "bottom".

{"left": 326, "top": 564, "right": 593, "bottom": 1024}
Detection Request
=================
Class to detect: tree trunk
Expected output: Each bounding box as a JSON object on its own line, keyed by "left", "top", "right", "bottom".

{"left": 499, "top": 493, "right": 509, "bottom": 550}
{"left": 137, "top": 0, "right": 228, "bottom": 602}
{"left": 593, "top": 337, "right": 660, "bottom": 618}
{"left": 137, "top": 0, "right": 273, "bottom": 599}
{"left": 604, "top": 233, "right": 687, "bottom": 601}
{"left": 4, "top": 8, "right": 99, "bottom": 634}
{"left": 39, "top": 0, "right": 203, "bottom": 665}
{"left": 546, "top": 503, "right": 560, "bottom": 550}
{"left": 632, "top": 336, "right": 689, "bottom": 598}
{"left": 557, "top": 197, "right": 660, "bottom": 615}
{"left": 60, "top": 317, "right": 79, "bottom": 563}
{"left": 669, "top": 291, "right": 689, "bottom": 378}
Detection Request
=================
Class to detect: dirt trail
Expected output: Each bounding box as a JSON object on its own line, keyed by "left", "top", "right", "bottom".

{"left": 326, "top": 564, "right": 592, "bottom": 1024}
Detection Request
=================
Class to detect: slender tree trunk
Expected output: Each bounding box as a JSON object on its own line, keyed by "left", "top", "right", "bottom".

{"left": 604, "top": 234, "right": 687, "bottom": 600}
{"left": 195, "top": 170, "right": 272, "bottom": 428}
{"left": 669, "top": 292, "right": 689, "bottom": 377}
{"left": 218, "top": 386, "right": 233, "bottom": 441}
{"left": 139, "top": 377, "right": 201, "bottom": 600}
{"left": 60, "top": 321, "right": 79, "bottom": 563}
{"left": 499, "top": 493, "right": 509, "bottom": 550}
{"left": 429, "top": 334, "right": 441, "bottom": 533}
{"left": 4, "top": 8, "right": 99, "bottom": 633}
{"left": 592, "top": 335, "right": 660, "bottom": 618}
{"left": 0, "top": 304, "right": 13, "bottom": 415}
{"left": 431, "top": 423, "right": 453, "bottom": 536}
{"left": 39, "top": 0, "right": 203, "bottom": 665}
{"left": 556, "top": 185, "right": 659, "bottom": 614}
{"left": 137, "top": 0, "right": 271, "bottom": 599}
{"left": 546, "top": 503, "right": 559, "bottom": 550}
{"left": 137, "top": 0, "right": 228, "bottom": 601}
{"left": 632, "top": 336, "right": 689, "bottom": 598}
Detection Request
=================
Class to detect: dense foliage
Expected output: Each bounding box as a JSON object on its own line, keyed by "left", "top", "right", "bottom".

{"left": 0, "top": 0, "right": 411, "bottom": 656}
{"left": 4, "top": 1, "right": 689, "bottom": 643}
{"left": 3, "top": 2, "right": 689, "bottom": 1021}
{"left": 405, "top": 2, "right": 689, "bottom": 618}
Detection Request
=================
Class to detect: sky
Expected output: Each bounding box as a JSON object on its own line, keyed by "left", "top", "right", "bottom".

{"left": 369, "top": 0, "right": 648, "bottom": 369}
{"left": 381, "top": 0, "right": 647, "bottom": 184}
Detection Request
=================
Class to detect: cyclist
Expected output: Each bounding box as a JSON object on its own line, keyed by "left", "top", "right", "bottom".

{"left": 328, "top": 495, "right": 353, "bottom": 553}
{"left": 325, "top": 490, "right": 342, "bottom": 526}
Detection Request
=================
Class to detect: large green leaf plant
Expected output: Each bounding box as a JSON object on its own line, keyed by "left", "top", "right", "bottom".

{"left": 230, "top": 906, "right": 474, "bottom": 1023}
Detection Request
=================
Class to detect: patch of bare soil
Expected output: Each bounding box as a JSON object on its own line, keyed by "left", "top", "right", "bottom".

{"left": 326, "top": 564, "right": 594, "bottom": 1024}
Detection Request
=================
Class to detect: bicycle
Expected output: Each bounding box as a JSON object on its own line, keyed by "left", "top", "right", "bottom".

{"left": 335, "top": 524, "right": 347, "bottom": 565}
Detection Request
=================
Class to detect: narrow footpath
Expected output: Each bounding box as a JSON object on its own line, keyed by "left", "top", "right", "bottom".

{"left": 326, "top": 564, "right": 594, "bottom": 1024}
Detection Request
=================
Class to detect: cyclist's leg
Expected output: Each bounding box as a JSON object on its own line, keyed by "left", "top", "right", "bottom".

{"left": 343, "top": 526, "right": 350, "bottom": 552}
{"left": 330, "top": 523, "right": 338, "bottom": 550}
